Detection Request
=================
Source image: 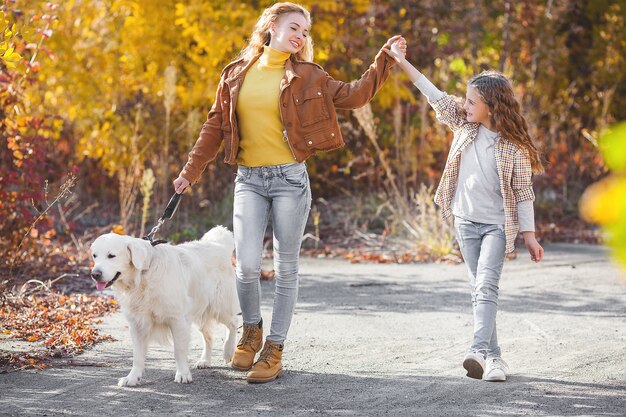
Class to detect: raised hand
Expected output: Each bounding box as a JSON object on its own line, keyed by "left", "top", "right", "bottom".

{"left": 384, "top": 36, "right": 407, "bottom": 62}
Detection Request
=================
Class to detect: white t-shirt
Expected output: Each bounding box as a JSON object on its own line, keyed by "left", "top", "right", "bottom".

{"left": 413, "top": 74, "right": 535, "bottom": 231}
{"left": 452, "top": 125, "right": 505, "bottom": 224}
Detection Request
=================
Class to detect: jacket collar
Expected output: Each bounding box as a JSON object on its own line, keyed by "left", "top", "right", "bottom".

{"left": 284, "top": 56, "right": 301, "bottom": 83}
{"left": 225, "top": 52, "right": 301, "bottom": 84}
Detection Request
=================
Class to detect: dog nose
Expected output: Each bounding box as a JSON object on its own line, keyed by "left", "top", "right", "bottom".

{"left": 91, "top": 271, "right": 102, "bottom": 281}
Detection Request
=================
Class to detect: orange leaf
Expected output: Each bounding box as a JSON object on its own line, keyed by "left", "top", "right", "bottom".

{"left": 111, "top": 225, "right": 125, "bottom": 235}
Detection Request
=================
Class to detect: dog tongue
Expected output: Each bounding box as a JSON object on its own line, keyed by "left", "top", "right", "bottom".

{"left": 96, "top": 282, "right": 107, "bottom": 291}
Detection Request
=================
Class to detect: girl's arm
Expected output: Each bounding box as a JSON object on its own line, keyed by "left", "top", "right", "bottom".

{"left": 385, "top": 38, "right": 421, "bottom": 83}
{"left": 522, "top": 232, "right": 543, "bottom": 263}
{"left": 385, "top": 39, "right": 467, "bottom": 132}
{"left": 513, "top": 151, "right": 544, "bottom": 262}
{"left": 519, "top": 201, "right": 543, "bottom": 262}
{"left": 385, "top": 39, "right": 443, "bottom": 102}
{"left": 326, "top": 35, "right": 401, "bottom": 110}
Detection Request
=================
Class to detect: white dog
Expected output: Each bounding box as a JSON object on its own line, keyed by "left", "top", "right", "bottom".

{"left": 90, "top": 226, "right": 240, "bottom": 387}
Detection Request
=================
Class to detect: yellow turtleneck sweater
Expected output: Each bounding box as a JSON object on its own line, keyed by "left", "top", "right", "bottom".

{"left": 236, "top": 46, "right": 295, "bottom": 167}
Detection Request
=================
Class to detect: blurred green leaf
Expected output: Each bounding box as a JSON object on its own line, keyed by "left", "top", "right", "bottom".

{"left": 599, "top": 122, "right": 626, "bottom": 172}
{"left": 449, "top": 57, "right": 467, "bottom": 76}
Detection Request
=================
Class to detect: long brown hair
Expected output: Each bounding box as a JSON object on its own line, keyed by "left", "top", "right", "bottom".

{"left": 238, "top": 2, "right": 314, "bottom": 62}
{"left": 468, "top": 71, "right": 543, "bottom": 174}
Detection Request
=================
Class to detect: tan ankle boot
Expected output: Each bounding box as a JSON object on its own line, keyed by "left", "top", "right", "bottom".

{"left": 231, "top": 320, "right": 262, "bottom": 371}
{"left": 246, "top": 338, "right": 284, "bottom": 383}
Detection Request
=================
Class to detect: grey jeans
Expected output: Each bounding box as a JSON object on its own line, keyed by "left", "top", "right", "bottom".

{"left": 454, "top": 216, "right": 506, "bottom": 358}
{"left": 233, "top": 162, "right": 311, "bottom": 344}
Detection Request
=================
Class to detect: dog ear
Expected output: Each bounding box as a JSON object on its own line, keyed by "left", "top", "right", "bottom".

{"left": 127, "top": 239, "right": 150, "bottom": 270}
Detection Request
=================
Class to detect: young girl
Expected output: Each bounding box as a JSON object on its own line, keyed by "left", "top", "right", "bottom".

{"left": 173, "top": 2, "right": 400, "bottom": 383}
{"left": 386, "top": 39, "right": 544, "bottom": 381}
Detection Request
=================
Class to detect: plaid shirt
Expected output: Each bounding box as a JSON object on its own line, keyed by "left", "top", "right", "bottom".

{"left": 431, "top": 94, "right": 535, "bottom": 253}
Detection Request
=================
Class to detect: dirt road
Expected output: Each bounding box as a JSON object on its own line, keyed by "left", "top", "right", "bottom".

{"left": 1, "top": 243, "right": 625, "bottom": 416}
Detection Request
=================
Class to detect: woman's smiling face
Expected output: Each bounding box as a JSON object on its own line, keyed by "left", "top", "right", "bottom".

{"left": 268, "top": 12, "right": 309, "bottom": 54}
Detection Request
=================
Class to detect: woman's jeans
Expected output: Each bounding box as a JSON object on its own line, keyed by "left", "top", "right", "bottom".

{"left": 233, "top": 162, "right": 311, "bottom": 344}
{"left": 454, "top": 216, "right": 506, "bottom": 358}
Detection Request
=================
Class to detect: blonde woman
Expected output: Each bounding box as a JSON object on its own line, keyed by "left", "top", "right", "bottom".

{"left": 174, "top": 2, "right": 399, "bottom": 383}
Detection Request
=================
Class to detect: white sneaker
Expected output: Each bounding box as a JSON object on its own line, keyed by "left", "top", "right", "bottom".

{"left": 462, "top": 351, "right": 485, "bottom": 379}
{"left": 484, "top": 357, "right": 508, "bottom": 382}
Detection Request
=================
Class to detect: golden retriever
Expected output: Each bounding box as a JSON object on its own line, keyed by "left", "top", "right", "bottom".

{"left": 90, "top": 226, "right": 239, "bottom": 386}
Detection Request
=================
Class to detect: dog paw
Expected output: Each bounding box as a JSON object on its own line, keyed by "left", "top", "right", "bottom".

{"left": 194, "top": 359, "right": 211, "bottom": 369}
{"left": 118, "top": 374, "right": 142, "bottom": 387}
{"left": 175, "top": 370, "right": 193, "bottom": 384}
{"left": 223, "top": 351, "right": 234, "bottom": 364}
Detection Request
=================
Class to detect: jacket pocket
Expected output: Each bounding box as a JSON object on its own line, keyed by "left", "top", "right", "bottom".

{"left": 293, "top": 87, "right": 330, "bottom": 127}
{"left": 303, "top": 129, "right": 342, "bottom": 152}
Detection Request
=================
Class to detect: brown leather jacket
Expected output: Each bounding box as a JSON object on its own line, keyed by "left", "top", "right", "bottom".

{"left": 180, "top": 47, "right": 396, "bottom": 184}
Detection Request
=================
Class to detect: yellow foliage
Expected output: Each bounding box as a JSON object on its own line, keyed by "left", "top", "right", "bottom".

{"left": 580, "top": 122, "right": 626, "bottom": 270}
{"left": 579, "top": 176, "right": 625, "bottom": 225}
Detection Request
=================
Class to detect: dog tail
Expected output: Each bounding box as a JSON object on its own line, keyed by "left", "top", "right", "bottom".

{"left": 201, "top": 225, "right": 235, "bottom": 253}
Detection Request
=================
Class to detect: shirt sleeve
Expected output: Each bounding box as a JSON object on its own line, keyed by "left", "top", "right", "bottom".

{"left": 413, "top": 73, "right": 445, "bottom": 102}
{"left": 512, "top": 149, "right": 535, "bottom": 203}
{"left": 327, "top": 47, "right": 396, "bottom": 110}
{"left": 414, "top": 74, "right": 467, "bottom": 132}
{"left": 180, "top": 75, "right": 226, "bottom": 184}
{"left": 517, "top": 200, "right": 535, "bottom": 232}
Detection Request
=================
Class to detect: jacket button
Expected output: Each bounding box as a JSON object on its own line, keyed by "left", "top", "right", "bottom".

{"left": 295, "top": 99, "right": 299, "bottom": 103}
{"left": 224, "top": 100, "right": 227, "bottom": 104}
{"left": 317, "top": 91, "right": 322, "bottom": 96}
{"left": 308, "top": 140, "right": 313, "bottom": 145}
{"left": 331, "top": 133, "right": 335, "bottom": 137}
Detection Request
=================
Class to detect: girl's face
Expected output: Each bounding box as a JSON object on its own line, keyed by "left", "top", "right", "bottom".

{"left": 268, "top": 12, "right": 309, "bottom": 54}
{"left": 464, "top": 86, "right": 491, "bottom": 127}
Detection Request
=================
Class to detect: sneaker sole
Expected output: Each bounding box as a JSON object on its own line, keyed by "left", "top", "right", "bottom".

{"left": 484, "top": 372, "right": 506, "bottom": 382}
{"left": 463, "top": 358, "right": 484, "bottom": 379}
{"left": 247, "top": 368, "right": 284, "bottom": 384}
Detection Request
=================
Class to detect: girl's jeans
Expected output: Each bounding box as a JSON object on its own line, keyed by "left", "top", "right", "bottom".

{"left": 454, "top": 216, "right": 506, "bottom": 358}
{"left": 233, "top": 162, "right": 311, "bottom": 344}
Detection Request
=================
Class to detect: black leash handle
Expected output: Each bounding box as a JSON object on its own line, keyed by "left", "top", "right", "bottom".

{"left": 162, "top": 192, "right": 182, "bottom": 220}
{"left": 143, "top": 193, "right": 183, "bottom": 245}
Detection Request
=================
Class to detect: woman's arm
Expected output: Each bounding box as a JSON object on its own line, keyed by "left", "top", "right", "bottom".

{"left": 326, "top": 35, "right": 402, "bottom": 110}
{"left": 177, "top": 76, "right": 227, "bottom": 189}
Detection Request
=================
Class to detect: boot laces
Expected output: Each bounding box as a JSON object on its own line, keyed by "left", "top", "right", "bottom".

{"left": 237, "top": 325, "right": 257, "bottom": 347}
{"left": 258, "top": 343, "right": 278, "bottom": 362}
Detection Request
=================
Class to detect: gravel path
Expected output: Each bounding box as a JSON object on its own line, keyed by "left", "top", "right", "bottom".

{"left": 1, "top": 243, "right": 625, "bottom": 416}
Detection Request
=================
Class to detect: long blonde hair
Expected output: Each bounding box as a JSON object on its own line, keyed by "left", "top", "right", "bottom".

{"left": 468, "top": 71, "right": 544, "bottom": 174}
{"left": 238, "top": 2, "right": 314, "bottom": 62}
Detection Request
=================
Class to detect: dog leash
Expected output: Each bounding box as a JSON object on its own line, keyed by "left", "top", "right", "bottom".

{"left": 142, "top": 192, "right": 182, "bottom": 246}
